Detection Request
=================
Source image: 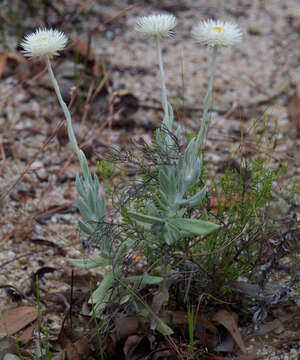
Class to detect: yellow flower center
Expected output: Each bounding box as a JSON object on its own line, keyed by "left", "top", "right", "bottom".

{"left": 41, "top": 36, "right": 48, "bottom": 40}
{"left": 212, "top": 26, "right": 223, "bottom": 33}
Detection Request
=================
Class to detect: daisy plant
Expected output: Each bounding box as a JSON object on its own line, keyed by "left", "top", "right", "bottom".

{"left": 135, "top": 14, "right": 177, "bottom": 131}
{"left": 128, "top": 17, "right": 243, "bottom": 248}
{"left": 192, "top": 19, "right": 242, "bottom": 145}
{"left": 20, "top": 27, "right": 157, "bottom": 319}
{"left": 125, "top": 15, "right": 241, "bottom": 325}
{"left": 21, "top": 28, "right": 107, "bottom": 258}
{"left": 125, "top": 17, "right": 242, "bottom": 324}
{"left": 20, "top": 17, "right": 243, "bottom": 331}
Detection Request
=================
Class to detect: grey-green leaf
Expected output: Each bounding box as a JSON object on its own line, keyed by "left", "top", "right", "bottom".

{"left": 178, "top": 186, "right": 206, "bottom": 207}
{"left": 169, "top": 218, "right": 220, "bottom": 236}
{"left": 77, "top": 219, "right": 93, "bottom": 236}
{"left": 126, "top": 275, "right": 163, "bottom": 285}
{"left": 68, "top": 257, "right": 109, "bottom": 269}
{"left": 90, "top": 272, "right": 115, "bottom": 310}
{"left": 128, "top": 211, "right": 165, "bottom": 225}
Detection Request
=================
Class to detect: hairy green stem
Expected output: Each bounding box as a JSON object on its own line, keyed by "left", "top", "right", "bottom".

{"left": 155, "top": 37, "right": 171, "bottom": 130}
{"left": 197, "top": 46, "right": 217, "bottom": 146}
{"left": 162, "top": 252, "right": 168, "bottom": 301}
{"left": 45, "top": 56, "right": 90, "bottom": 183}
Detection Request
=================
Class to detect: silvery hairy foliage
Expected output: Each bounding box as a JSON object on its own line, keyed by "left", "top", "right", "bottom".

{"left": 69, "top": 152, "right": 113, "bottom": 269}
{"left": 127, "top": 43, "right": 220, "bottom": 246}
{"left": 129, "top": 128, "right": 220, "bottom": 246}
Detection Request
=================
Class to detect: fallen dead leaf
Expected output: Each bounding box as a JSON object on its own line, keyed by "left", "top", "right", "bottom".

{"left": 287, "top": 92, "right": 300, "bottom": 137}
{"left": 115, "top": 316, "right": 141, "bottom": 340}
{"left": 213, "top": 309, "right": 247, "bottom": 354}
{"left": 123, "top": 335, "right": 145, "bottom": 360}
{"left": 152, "top": 341, "right": 176, "bottom": 360}
{"left": 0, "top": 306, "right": 37, "bottom": 334}
{"left": 0, "top": 52, "right": 8, "bottom": 78}
{"left": 58, "top": 325, "right": 91, "bottom": 360}
{"left": 18, "top": 321, "right": 37, "bottom": 344}
{"left": 61, "top": 265, "right": 103, "bottom": 290}
{"left": 167, "top": 311, "right": 218, "bottom": 334}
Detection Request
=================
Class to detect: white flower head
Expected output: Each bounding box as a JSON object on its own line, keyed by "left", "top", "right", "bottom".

{"left": 21, "top": 28, "right": 68, "bottom": 59}
{"left": 192, "top": 19, "right": 242, "bottom": 47}
{"left": 135, "top": 14, "right": 177, "bottom": 39}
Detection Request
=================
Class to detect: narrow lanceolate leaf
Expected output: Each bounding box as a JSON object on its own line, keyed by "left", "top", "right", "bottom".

{"left": 68, "top": 257, "right": 110, "bottom": 269}
{"left": 90, "top": 272, "right": 115, "bottom": 308}
{"left": 128, "top": 211, "right": 165, "bottom": 225}
{"left": 88, "top": 188, "right": 96, "bottom": 213}
{"left": 77, "top": 219, "right": 93, "bottom": 236}
{"left": 164, "top": 222, "right": 180, "bottom": 245}
{"left": 154, "top": 194, "right": 168, "bottom": 211}
{"left": 158, "top": 168, "right": 170, "bottom": 195}
{"left": 178, "top": 186, "right": 206, "bottom": 207}
{"left": 169, "top": 218, "right": 220, "bottom": 236}
{"left": 75, "top": 196, "right": 93, "bottom": 221}
{"left": 126, "top": 275, "right": 163, "bottom": 285}
{"left": 156, "top": 317, "right": 174, "bottom": 336}
{"left": 75, "top": 174, "right": 86, "bottom": 198}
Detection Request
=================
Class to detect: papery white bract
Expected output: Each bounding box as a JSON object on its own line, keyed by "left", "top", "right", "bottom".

{"left": 192, "top": 19, "right": 242, "bottom": 47}
{"left": 135, "top": 14, "right": 177, "bottom": 39}
{"left": 21, "top": 28, "right": 68, "bottom": 59}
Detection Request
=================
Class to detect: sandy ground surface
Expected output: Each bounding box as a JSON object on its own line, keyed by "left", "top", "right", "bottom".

{"left": 0, "top": 0, "right": 299, "bottom": 358}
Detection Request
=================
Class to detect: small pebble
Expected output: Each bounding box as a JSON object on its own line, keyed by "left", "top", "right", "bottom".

{"left": 290, "top": 348, "right": 298, "bottom": 357}
{"left": 0, "top": 335, "right": 16, "bottom": 359}
{"left": 3, "top": 354, "right": 20, "bottom": 360}
{"left": 248, "top": 26, "right": 262, "bottom": 35}
{"left": 18, "top": 257, "right": 28, "bottom": 265}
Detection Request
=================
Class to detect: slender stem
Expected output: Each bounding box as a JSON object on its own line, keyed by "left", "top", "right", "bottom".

{"left": 197, "top": 46, "right": 217, "bottom": 146}
{"left": 155, "top": 37, "right": 171, "bottom": 130}
{"left": 202, "top": 46, "right": 217, "bottom": 120}
{"left": 45, "top": 57, "right": 79, "bottom": 155}
{"left": 162, "top": 251, "right": 168, "bottom": 304}
{"left": 45, "top": 56, "right": 90, "bottom": 182}
{"left": 35, "top": 276, "right": 44, "bottom": 360}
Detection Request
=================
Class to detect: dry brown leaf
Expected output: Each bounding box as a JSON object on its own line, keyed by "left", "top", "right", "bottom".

{"left": 152, "top": 341, "right": 175, "bottom": 360}
{"left": 123, "top": 335, "right": 145, "bottom": 360}
{"left": 0, "top": 52, "right": 8, "bottom": 78}
{"left": 115, "top": 316, "right": 140, "bottom": 340}
{"left": 166, "top": 311, "right": 218, "bottom": 334}
{"left": 63, "top": 337, "right": 81, "bottom": 360}
{"left": 0, "top": 306, "right": 37, "bottom": 334}
{"left": 58, "top": 325, "right": 91, "bottom": 360}
{"left": 0, "top": 51, "right": 27, "bottom": 79}
{"left": 106, "top": 333, "right": 118, "bottom": 359}
{"left": 7, "top": 52, "right": 27, "bottom": 64}
{"left": 73, "top": 338, "right": 91, "bottom": 358}
{"left": 18, "top": 321, "right": 37, "bottom": 344}
{"left": 213, "top": 309, "right": 247, "bottom": 354}
{"left": 287, "top": 92, "right": 300, "bottom": 136}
